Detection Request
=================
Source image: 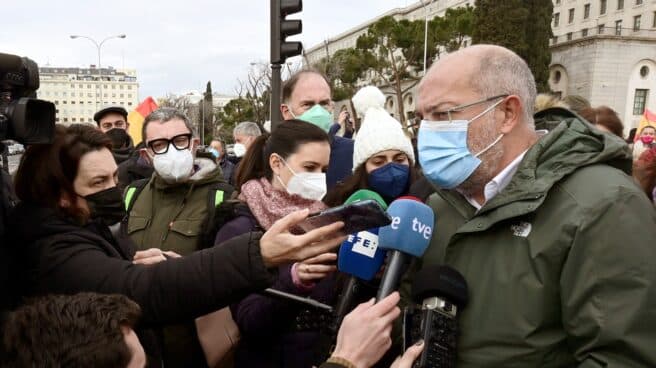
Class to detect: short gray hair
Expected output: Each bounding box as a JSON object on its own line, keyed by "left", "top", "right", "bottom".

{"left": 233, "top": 121, "right": 262, "bottom": 137}
{"left": 142, "top": 107, "right": 196, "bottom": 143}
{"left": 470, "top": 46, "right": 537, "bottom": 127}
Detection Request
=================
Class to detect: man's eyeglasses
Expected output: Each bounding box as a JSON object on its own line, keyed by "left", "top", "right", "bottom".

{"left": 434, "top": 94, "right": 509, "bottom": 123}
{"left": 100, "top": 120, "right": 127, "bottom": 130}
{"left": 147, "top": 133, "right": 192, "bottom": 155}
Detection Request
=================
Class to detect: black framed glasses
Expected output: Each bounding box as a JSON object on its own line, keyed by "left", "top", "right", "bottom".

{"left": 147, "top": 133, "right": 192, "bottom": 155}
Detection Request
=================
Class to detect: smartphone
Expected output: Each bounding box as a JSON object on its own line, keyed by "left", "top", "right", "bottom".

{"left": 290, "top": 199, "right": 391, "bottom": 236}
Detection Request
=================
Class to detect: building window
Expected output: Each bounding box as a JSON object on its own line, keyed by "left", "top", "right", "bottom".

{"left": 636, "top": 0, "right": 642, "bottom": 4}
{"left": 72, "top": 118, "right": 77, "bottom": 122}
{"left": 554, "top": 70, "right": 562, "bottom": 83}
{"left": 617, "top": 0, "right": 624, "bottom": 10}
{"left": 653, "top": 12, "right": 656, "bottom": 27}
{"left": 640, "top": 66, "right": 650, "bottom": 78}
{"left": 71, "top": 92, "right": 76, "bottom": 97}
{"left": 633, "top": 15, "right": 642, "bottom": 31}
{"left": 634, "top": 89, "right": 649, "bottom": 115}
{"left": 567, "top": 32, "right": 573, "bottom": 40}
{"left": 128, "top": 102, "right": 133, "bottom": 106}
{"left": 584, "top": 4, "right": 591, "bottom": 19}
{"left": 80, "top": 101, "right": 84, "bottom": 104}
{"left": 568, "top": 8, "right": 575, "bottom": 23}
{"left": 63, "top": 118, "right": 68, "bottom": 123}
{"left": 599, "top": 23, "right": 605, "bottom": 33}
{"left": 556, "top": 0, "right": 561, "bottom": 4}
{"left": 554, "top": 13, "right": 560, "bottom": 26}
{"left": 71, "top": 101, "right": 76, "bottom": 104}
{"left": 128, "top": 86, "right": 132, "bottom": 90}
{"left": 87, "top": 84, "right": 91, "bottom": 88}
{"left": 600, "top": 0, "right": 607, "bottom": 14}
{"left": 582, "top": 28, "right": 589, "bottom": 36}
{"left": 615, "top": 20, "right": 622, "bottom": 35}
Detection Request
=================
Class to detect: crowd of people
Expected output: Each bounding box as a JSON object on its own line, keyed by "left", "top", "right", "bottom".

{"left": 1, "top": 43, "right": 656, "bottom": 368}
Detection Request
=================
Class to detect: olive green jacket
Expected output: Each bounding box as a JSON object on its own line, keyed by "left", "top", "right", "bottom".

{"left": 126, "top": 158, "right": 224, "bottom": 255}
{"left": 413, "top": 110, "right": 656, "bottom": 367}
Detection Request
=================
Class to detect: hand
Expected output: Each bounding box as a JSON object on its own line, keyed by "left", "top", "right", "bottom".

{"left": 259, "top": 209, "right": 346, "bottom": 268}
{"left": 295, "top": 252, "right": 337, "bottom": 283}
{"left": 390, "top": 340, "right": 424, "bottom": 368}
{"left": 338, "top": 110, "right": 349, "bottom": 125}
{"left": 133, "top": 248, "right": 181, "bottom": 265}
{"left": 331, "top": 292, "right": 401, "bottom": 368}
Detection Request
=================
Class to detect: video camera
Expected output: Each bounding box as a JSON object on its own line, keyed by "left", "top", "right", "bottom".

{"left": 0, "top": 52, "right": 56, "bottom": 145}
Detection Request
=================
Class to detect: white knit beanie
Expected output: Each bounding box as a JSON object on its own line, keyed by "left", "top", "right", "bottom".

{"left": 352, "top": 86, "right": 415, "bottom": 171}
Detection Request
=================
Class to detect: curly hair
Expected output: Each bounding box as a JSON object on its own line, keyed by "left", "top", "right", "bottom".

{"left": 2, "top": 293, "right": 142, "bottom": 367}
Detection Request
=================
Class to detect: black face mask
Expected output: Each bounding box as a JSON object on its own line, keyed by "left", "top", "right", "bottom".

{"left": 105, "top": 128, "right": 131, "bottom": 149}
{"left": 83, "top": 186, "right": 126, "bottom": 225}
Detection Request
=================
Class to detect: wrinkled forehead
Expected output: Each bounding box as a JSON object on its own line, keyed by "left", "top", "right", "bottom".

{"left": 145, "top": 118, "right": 190, "bottom": 142}
{"left": 290, "top": 74, "right": 331, "bottom": 104}
{"left": 417, "top": 58, "right": 480, "bottom": 113}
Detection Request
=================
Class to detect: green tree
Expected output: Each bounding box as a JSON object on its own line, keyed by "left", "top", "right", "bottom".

{"left": 215, "top": 97, "right": 255, "bottom": 144}
{"left": 356, "top": 16, "right": 425, "bottom": 124}
{"left": 472, "top": 0, "right": 552, "bottom": 91}
{"left": 198, "top": 81, "right": 215, "bottom": 144}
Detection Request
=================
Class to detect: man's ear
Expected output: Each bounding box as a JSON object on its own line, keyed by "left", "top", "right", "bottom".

{"left": 281, "top": 104, "right": 292, "bottom": 121}
{"left": 139, "top": 147, "right": 152, "bottom": 165}
{"left": 499, "top": 95, "right": 522, "bottom": 135}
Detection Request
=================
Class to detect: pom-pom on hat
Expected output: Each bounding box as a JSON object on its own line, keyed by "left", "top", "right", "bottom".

{"left": 352, "top": 86, "right": 415, "bottom": 170}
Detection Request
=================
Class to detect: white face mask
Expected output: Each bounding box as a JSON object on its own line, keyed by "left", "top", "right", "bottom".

{"left": 152, "top": 144, "right": 194, "bottom": 183}
{"left": 233, "top": 143, "right": 247, "bottom": 158}
{"left": 275, "top": 156, "right": 327, "bottom": 201}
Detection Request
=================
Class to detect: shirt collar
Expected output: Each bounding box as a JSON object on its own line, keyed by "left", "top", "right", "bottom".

{"left": 463, "top": 150, "right": 528, "bottom": 210}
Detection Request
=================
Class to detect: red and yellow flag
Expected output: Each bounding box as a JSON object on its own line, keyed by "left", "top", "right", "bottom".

{"left": 128, "top": 97, "right": 159, "bottom": 145}
{"left": 634, "top": 108, "right": 656, "bottom": 142}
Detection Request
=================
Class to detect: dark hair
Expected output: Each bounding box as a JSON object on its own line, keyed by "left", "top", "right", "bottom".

{"left": 282, "top": 68, "right": 331, "bottom": 104}
{"left": 2, "top": 292, "right": 141, "bottom": 367}
{"left": 579, "top": 106, "right": 624, "bottom": 138}
{"left": 235, "top": 120, "right": 330, "bottom": 189}
{"left": 14, "top": 124, "right": 112, "bottom": 223}
{"left": 323, "top": 160, "right": 420, "bottom": 207}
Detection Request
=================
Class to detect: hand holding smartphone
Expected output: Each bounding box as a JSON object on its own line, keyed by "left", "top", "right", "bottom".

{"left": 290, "top": 200, "right": 391, "bottom": 236}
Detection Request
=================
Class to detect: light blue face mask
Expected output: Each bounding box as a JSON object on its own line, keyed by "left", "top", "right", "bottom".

{"left": 290, "top": 104, "right": 333, "bottom": 132}
{"left": 418, "top": 98, "right": 505, "bottom": 189}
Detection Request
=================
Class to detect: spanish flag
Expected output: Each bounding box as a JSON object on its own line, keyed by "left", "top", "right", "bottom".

{"left": 127, "top": 97, "right": 159, "bottom": 145}
{"left": 634, "top": 108, "right": 656, "bottom": 142}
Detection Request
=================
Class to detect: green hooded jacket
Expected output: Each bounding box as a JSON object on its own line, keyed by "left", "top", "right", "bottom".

{"left": 126, "top": 157, "right": 226, "bottom": 255}
{"left": 410, "top": 109, "right": 656, "bottom": 367}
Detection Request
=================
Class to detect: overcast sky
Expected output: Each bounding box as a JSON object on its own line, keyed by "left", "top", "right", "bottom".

{"left": 2, "top": 0, "right": 413, "bottom": 100}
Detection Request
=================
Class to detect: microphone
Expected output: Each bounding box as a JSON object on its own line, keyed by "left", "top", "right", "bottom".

{"left": 332, "top": 190, "right": 388, "bottom": 333}
{"left": 409, "top": 265, "right": 468, "bottom": 368}
{"left": 376, "top": 197, "right": 434, "bottom": 301}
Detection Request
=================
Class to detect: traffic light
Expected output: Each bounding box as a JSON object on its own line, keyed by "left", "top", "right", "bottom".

{"left": 271, "top": 0, "right": 303, "bottom": 64}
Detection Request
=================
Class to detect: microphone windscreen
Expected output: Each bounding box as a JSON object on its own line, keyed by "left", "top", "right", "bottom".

{"left": 338, "top": 228, "right": 387, "bottom": 281}
{"left": 338, "top": 189, "right": 388, "bottom": 280}
{"left": 411, "top": 265, "right": 468, "bottom": 309}
{"left": 0, "top": 53, "right": 23, "bottom": 72}
{"left": 345, "top": 189, "right": 388, "bottom": 210}
{"left": 378, "top": 198, "right": 434, "bottom": 257}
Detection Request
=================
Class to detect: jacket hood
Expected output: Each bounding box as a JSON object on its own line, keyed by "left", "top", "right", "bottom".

{"left": 487, "top": 108, "right": 632, "bottom": 209}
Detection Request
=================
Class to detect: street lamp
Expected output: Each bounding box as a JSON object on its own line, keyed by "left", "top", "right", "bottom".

{"left": 419, "top": 0, "right": 434, "bottom": 75}
{"left": 70, "top": 34, "right": 127, "bottom": 112}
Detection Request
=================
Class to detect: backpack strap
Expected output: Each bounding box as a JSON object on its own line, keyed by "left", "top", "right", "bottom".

{"left": 123, "top": 178, "right": 150, "bottom": 213}
{"left": 198, "top": 182, "right": 235, "bottom": 249}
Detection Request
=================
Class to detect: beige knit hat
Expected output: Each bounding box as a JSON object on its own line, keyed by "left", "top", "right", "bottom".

{"left": 352, "top": 86, "right": 415, "bottom": 170}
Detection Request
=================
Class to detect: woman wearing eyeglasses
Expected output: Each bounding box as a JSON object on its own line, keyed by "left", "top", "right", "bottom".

{"left": 7, "top": 123, "right": 346, "bottom": 366}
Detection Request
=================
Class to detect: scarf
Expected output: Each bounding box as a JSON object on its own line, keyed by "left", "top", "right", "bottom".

{"left": 239, "top": 177, "right": 327, "bottom": 230}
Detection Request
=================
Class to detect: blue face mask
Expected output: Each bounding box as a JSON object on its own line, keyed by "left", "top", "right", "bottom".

{"left": 208, "top": 148, "right": 220, "bottom": 158}
{"left": 418, "top": 99, "right": 504, "bottom": 189}
{"left": 368, "top": 162, "right": 410, "bottom": 200}
{"left": 291, "top": 104, "right": 333, "bottom": 132}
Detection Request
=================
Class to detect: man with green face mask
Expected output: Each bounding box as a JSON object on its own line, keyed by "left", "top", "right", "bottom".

{"left": 281, "top": 69, "right": 354, "bottom": 189}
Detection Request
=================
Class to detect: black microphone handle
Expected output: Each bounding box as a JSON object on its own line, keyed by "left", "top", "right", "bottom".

{"left": 376, "top": 250, "right": 410, "bottom": 302}
{"left": 331, "top": 275, "right": 359, "bottom": 334}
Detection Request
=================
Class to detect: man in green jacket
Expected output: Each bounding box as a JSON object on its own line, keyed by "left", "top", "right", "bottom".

{"left": 124, "top": 107, "right": 231, "bottom": 366}
{"left": 412, "top": 44, "right": 656, "bottom": 366}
